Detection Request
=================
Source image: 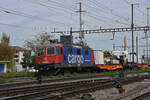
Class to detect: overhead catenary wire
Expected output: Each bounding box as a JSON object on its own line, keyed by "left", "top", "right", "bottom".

{"left": 28, "top": 0, "right": 130, "bottom": 27}
{"left": 87, "top": 0, "right": 130, "bottom": 22}
{"left": 0, "top": 21, "right": 57, "bottom": 31}
{"left": 122, "top": 0, "right": 148, "bottom": 26}
{"left": 88, "top": 0, "right": 144, "bottom": 26}
{"left": 25, "top": 0, "right": 75, "bottom": 14}
{"left": 0, "top": 0, "right": 145, "bottom": 31}
{"left": 24, "top": 0, "right": 81, "bottom": 27}
{"left": 25, "top": 0, "right": 145, "bottom": 29}
{"left": 82, "top": 1, "right": 132, "bottom": 27}
{"left": 123, "top": 0, "right": 147, "bottom": 16}
{"left": 83, "top": 3, "right": 130, "bottom": 26}
{"left": 45, "top": 0, "right": 75, "bottom": 11}
{"left": 0, "top": 6, "right": 70, "bottom": 26}
{"left": 0, "top": 22, "right": 33, "bottom": 30}
{"left": 25, "top": 0, "right": 114, "bottom": 26}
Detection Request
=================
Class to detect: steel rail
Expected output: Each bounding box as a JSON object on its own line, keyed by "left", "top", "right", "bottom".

{"left": 132, "top": 91, "right": 150, "bottom": 100}
{"left": 37, "top": 75, "right": 150, "bottom": 100}
{"left": 0, "top": 79, "right": 111, "bottom": 98}
{"left": 0, "top": 70, "right": 149, "bottom": 90}
{"left": 1, "top": 75, "right": 150, "bottom": 100}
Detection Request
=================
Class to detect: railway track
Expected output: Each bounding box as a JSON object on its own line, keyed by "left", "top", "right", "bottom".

{"left": 1, "top": 74, "right": 150, "bottom": 100}
{"left": 0, "top": 74, "right": 109, "bottom": 89}
{"left": 111, "top": 83, "right": 150, "bottom": 100}
{"left": 0, "top": 79, "right": 112, "bottom": 100}
{"left": 0, "top": 70, "right": 149, "bottom": 90}
{"left": 132, "top": 89, "right": 150, "bottom": 100}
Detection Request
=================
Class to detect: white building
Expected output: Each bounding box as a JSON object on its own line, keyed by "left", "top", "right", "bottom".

{"left": 13, "top": 46, "right": 26, "bottom": 72}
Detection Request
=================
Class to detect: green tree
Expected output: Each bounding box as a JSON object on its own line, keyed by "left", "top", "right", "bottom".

{"left": 7, "top": 59, "right": 14, "bottom": 70}
{"left": 21, "top": 51, "right": 31, "bottom": 68}
{"left": 30, "top": 55, "right": 36, "bottom": 67}
{"left": 1, "top": 33, "right": 10, "bottom": 44}
{"left": 21, "top": 51, "right": 36, "bottom": 68}
{"left": 0, "top": 33, "right": 15, "bottom": 69}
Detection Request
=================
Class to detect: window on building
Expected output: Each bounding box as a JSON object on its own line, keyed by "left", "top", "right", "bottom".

{"left": 47, "top": 47, "right": 55, "bottom": 55}
{"left": 37, "top": 48, "right": 44, "bottom": 56}
{"left": 14, "top": 55, "right": 19, "bottom": 58}
{"left": 77, "top": 49, "right": 81, "bottom": 55}
{"left": 85, "top": 49, "right": 89, "bottom": 56}
{"left": 15, "top": 59, "right": 19, "bottom": 63}
{"left": 16, "top": 51, "right": 19, "bottom": 53}
{"left": 68, "top": 48, "right": 72, "bottom": 54}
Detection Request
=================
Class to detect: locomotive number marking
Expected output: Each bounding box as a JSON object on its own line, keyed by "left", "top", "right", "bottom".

{"left": 68, "top": 55, "right": 84, "bottom": 64}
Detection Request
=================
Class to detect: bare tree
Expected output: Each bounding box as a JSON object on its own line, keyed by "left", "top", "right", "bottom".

{"left": 24, "top": 32, "right": 55, "bottom": 52}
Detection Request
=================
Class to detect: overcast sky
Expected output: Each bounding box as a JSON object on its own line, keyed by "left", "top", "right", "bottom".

{"left": 0, "top": 0, "right": 150, "bottom": 56}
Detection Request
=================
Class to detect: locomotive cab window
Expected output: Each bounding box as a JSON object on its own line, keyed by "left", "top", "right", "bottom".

{"left": 47, "top": 47, "right": 55, "bottom": 55}
{"left": 85, "top": 49, "right": 89, "bottom": 56}
{"left": 77, "top": 49, "right": 81, "bottom": 55}
{"left": 37, "top": 48, "right": 44, "bottom": 56}
{"left": 68, "top": 48, "right": 72, "bottom": 54}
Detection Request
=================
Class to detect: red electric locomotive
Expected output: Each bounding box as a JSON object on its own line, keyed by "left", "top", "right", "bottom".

{"left": 36, "top": 42, "right": 95, "bottom": 73}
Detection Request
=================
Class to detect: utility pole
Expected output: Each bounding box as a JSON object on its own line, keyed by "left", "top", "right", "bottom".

{"left": 113, "top": 43, "right": 115, "bottom": 51}
{"left": 136, "top": 36, "right": 138, "bottom": 63}
{"left": 145, "top": 30, "right": 148, "bottom": 63}
{"left": 124, "top": 36, "right": 127, "bottom": 51}
{"left": 147, "top": 8, "right": 150, "bottom": 27}
{"left": 70, "top": 27, "right": 73, "bottom": 44}
{"left": 76, "top": 2, "right": 85, "bottom": 41}
{"left": 146, "top": 8, "right": 150, "bottom": 64}
{"left": 131, "top": 4, "right": 134, "bottom": 64}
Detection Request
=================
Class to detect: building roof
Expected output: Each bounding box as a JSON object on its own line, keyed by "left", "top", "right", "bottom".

{"left": 13, "top": 46, "right": 27, "bottom": 51}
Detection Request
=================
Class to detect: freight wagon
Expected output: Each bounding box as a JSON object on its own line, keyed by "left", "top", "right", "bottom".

{"left": 94, "top": 50, "right": 148, "bottom": 70}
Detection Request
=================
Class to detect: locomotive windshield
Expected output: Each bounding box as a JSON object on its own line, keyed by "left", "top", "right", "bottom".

{"left": 37, "top": 48, "right": 44, "bottom": 56}
{"left": 47, "top": 47, "right": 55, "bottom": 55}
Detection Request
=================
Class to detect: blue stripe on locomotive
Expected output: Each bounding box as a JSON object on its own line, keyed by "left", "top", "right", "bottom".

{"left": 62, "top": 46, "right": 92, "bottom": 64}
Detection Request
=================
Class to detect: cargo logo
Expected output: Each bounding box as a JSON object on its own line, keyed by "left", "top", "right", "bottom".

{"left": 68, "top": 55, "right": 84, "bottom": 63}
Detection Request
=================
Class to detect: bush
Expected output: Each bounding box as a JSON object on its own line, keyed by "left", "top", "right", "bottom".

{"left": 0, "top": 78, "right": 6, "bottom": 83}
{"left": 8, "top": 79, "right": 15, "bottom": 83}
{"left": 63, "top": 73, "right": 72, "bottom": 78}
{"left": 0, "top": 72, "right": 35, "bottom": 79}
{"left": 118, "top": 72, "right": 125, "bottom": 78}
